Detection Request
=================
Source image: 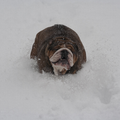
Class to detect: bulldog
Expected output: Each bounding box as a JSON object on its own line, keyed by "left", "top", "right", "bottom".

{"left": 30, "top": 24, "right": 86, "bottom": 75}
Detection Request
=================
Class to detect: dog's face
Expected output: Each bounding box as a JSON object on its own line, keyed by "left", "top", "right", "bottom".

{"left": 46, "top": 37, "right": 78, "bottom": 75}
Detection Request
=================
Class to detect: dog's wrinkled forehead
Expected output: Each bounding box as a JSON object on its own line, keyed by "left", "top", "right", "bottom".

{"left": 50, "top": 38, "right": 65, "bottom": 47}
{"left": 45, "top": 37, "right": 79, "bottom": 60}
{"left": 48, "top": 37, "right": 77, "bottom": 50}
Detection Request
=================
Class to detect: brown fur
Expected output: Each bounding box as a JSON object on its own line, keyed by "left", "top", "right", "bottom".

{"left": 30, "top": 24, "right": 86, "bottom": 74}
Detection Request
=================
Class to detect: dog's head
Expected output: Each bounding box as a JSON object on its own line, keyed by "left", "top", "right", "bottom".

{"left": 46, "top": 37, "right": 78, "bottom": 75}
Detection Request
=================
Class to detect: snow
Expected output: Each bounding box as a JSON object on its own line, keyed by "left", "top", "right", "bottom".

{"left": 0, "top": 0, "right": 120, "bottom": 120}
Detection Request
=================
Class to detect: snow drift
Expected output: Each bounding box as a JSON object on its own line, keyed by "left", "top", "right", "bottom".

{"left": 0, "top": 0, "right": 120, "bottom": 120}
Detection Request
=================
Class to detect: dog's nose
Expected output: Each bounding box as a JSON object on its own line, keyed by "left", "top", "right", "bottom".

{"left": 61, "top": 50, "right": 68, "bottom": 59}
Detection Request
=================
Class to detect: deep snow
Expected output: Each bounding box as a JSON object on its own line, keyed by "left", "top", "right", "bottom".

{"left": 0, "top": 0, "right": 120, "bottom": 120}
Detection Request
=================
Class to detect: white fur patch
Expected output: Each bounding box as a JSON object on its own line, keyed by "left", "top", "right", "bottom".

{"left": 50, "top": 48, "right": 74, "bottom": 75}
{"left": 50, "top": 48, "right": 73, "bottom": 66}
{"left": 52, "top": 64, "right": 67, "bottom": 75}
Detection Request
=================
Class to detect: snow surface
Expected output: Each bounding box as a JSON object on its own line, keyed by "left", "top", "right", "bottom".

{"left": 0, "top": 0, "right": 120, "bottom": 120}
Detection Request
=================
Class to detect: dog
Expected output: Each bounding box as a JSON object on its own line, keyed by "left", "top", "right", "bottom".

{"left": 30, "top": 24, "right": 86, "bottom": 75}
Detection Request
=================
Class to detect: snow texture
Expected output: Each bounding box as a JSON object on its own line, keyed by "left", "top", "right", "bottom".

{"left": 0, "top": 0, "right": 120, "bottom": 120}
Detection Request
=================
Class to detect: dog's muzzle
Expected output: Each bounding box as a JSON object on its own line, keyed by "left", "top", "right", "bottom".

{"left": 50, "top": 48, "right": 74, "bottom": 75}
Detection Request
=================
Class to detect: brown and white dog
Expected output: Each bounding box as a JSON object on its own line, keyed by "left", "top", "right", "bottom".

{"left": 30, "top": 24, "right": 86, "bottom": 75}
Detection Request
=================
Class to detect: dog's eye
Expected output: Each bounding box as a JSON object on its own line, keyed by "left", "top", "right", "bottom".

{"left": 74, "top": 45, "right": 79, "bottom": 51}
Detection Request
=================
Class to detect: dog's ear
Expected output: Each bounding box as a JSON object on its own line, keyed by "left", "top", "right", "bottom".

{"left": 45, "top": 40, "right": 52, "bottom": 57}
{"left": 45, "top": 43, "right": 49, "bottom": 57}
{"left": 82, "top": 48, "right": 87, "bottom": 63}
{"left": 30, "top": 33, "right": 39, "bottom": 59}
